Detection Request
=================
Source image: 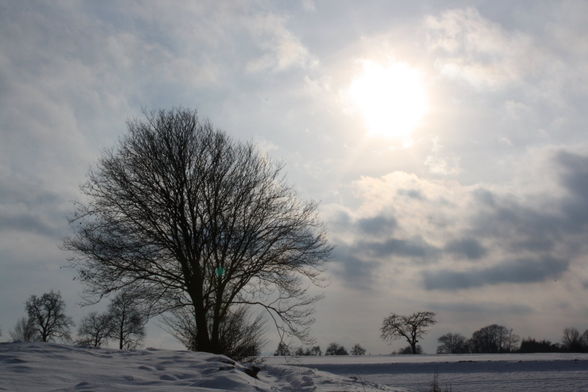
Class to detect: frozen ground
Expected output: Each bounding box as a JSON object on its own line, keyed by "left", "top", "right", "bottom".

{"left": 0, "top": 342, "right": 403, "bottom": 392}
{"left": 267, "top": 353, "right": 588, "bottom": 392}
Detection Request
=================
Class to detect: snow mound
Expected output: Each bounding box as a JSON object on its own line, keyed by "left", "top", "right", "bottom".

{"left": 0, "top": 342, "right": 403, "bottom": 391}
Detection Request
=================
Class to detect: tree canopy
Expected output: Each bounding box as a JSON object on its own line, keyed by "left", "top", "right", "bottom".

{"left": 65, "top": 108, "right": 331, "bottom": 354}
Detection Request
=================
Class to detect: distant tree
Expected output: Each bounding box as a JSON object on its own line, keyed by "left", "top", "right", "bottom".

{"left": 64, "top": 108, "right": 332, "bottom": 355}
{"left": 381, "top": 311, "right": 437, "bottom": 354}
{"left": 107, "top": 291, "right": 146, "bottom": 350}
{"left": 274, "top": 342, "right": 291, "bottom": 356}
{"left": 437, "top": 333, "right": 468, "bottom": 354}
{"left": 77, "top": 312, "right": 113, "bottom": 348}
{"left": 519, "top": 338, "right": 560, "bottom": 353}
{"left": 26, "top": 291, "right": 73, "bottom": 342}
{"left": 325, "top": 342, "right": 348, "bottom": 355}
{"left": 470, "top": 324, "right": 519, "bottom": 353}
{"left": 294, "top": 347, "right": 305, "bottom": 356}
{"left": 399, "top": 345, "right": 422, "bottom": 354}
{"left": 351, "top": 344, "right": 366, "bottom": 355}
{"left": 581, "top": 330, "right": 588, "bottom": 351}
{"left": 562, "top": 327, "right": 584, "bottom": 352}
{"left": 308, "top": 345, "right": 322, "bottom": 356}
{"left": 10, "top": 317, "right": 37, "bottom": 342}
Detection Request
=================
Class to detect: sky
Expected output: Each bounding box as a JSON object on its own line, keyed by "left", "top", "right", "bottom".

{"left": 1, "top": 0, "right": 588, "bottom": 355}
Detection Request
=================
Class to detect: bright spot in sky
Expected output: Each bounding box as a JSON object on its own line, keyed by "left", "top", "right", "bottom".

{"left": 349, "top": 60, "right": 428, "bottom": 144}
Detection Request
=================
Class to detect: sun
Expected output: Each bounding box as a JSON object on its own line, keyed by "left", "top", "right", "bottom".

{"left": 348, "top": 60, "right": 428, "bottom": 143}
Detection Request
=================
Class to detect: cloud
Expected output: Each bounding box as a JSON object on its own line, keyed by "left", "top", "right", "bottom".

{"left": 425, "top": 7, "right": 542, "bottom": 89}
{"left": 356, "top": 215, "right": 397, "bottom": 235}
{"left": 330, "top": 247, "right": 380, "bottom": 291}
{"left": 429, "top": 301, "right": 533, "bottom": 315}
{"left": 326, "top": 149, "right": 588, "bottom": 293}
{"left": 423, "top": 256, "right": 569, "bottom": 291}
{"left": 359, "top": 237, "right": 439, "bottom": 261}
{"left": 444, "top": 237, "right": 486, "bottom": 260}
{"left": 245, "top": 14, "right": 316, "bottom": 73}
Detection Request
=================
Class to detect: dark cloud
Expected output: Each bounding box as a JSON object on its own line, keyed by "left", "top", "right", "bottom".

{"left": 356, "top": 215, "right": 397, "bottom": 235}
{"left": 556, "top": 151, "right": 588, "bottom": 230}
{"left": 330, "top": 247, "right": 380, "bottom": 291}
{"left": 428, "top": 301, "right": 532, "bottom": 315}
{"left": 0, "top": 177, "right": 67, "bottom": 237}
{"left": 423, "top": 256, "right": 569, "bottom": 291}
{"left": 359, "top": 237, "right": 439, "bottom": 261}
{"left": 444, "top": 237, "right": 487, "bottom": 260}
{"left": 0, "top": 212, "right": 57, "bottom": 236}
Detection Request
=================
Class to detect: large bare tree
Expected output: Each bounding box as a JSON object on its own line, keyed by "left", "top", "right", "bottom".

{"left": 65, "top": 109, "right": 331, "bottom": 354}
{"left": 381, "top": 311, "right": 437, "bottom": 354}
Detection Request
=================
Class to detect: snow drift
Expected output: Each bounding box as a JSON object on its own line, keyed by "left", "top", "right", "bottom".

{"left": 0, "top": 342, "right": 402, "bottom": 391}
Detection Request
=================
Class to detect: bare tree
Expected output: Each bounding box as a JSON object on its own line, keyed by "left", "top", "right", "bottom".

{"left": 107, "top": 291, "right": 146, "bottom": 350}
{"left": 274, "top": 341, "right": 291, "bottom": 356}
{"left": 469, "top": 324, "right": 519, "bottom": 353}
{"left": 65, "top": 108, "right": 331, "bottom": 354}
{"left": 381, "top": 311, "right": 437, "bottom": 354}
{"left": 308, "top": 345, "right": 322, "bottom": 356}
{"left": 325, "top": 342, "right": 348, "bottom": 355}
{"left": 437, "top": 332, "right": 468, "bottom": 354}
{"left": 77, "top": 312, "right": 113, "bottom": 348}
{"left": 562, "top": 327, "right": 584, "bottom": 352}
{"left": 25, "top": 291, "right": 73, "bottom": 342}
{"left": 10, "top": 317, "right": 37, "bottom": 342}
{"left": 351, "top": 343, "right": 366, "bottom": 355}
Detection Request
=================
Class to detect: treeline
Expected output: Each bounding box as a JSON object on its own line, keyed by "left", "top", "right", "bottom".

{"left": 274, "top": 342, "right": 367, "bottom": 356}
{"left": 437, "top": 324, "right": 588, "bottom": 354}
{"left": 7, "top": 290, "right": 146, "bottom": 350}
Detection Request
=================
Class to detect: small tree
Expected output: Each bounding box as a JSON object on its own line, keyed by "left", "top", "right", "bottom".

{"left": 10, "top": 317, "right": 37, "bottom": 342}
{"left": 26, "top": 291, "right": 73, "bottom": 342}
{"left": 325, "top": 342, "right": 348, "bottom": 355}
{"left": 274, "top": 342, "right": 291, "bottom": 356}
{"left": 437, "top": 333, "right": 468, "bottom": 354}
{"left": 308, "top": 345, "right": 322, "bottom": 356}
{"left": 381, "top": 311, "right": 437, "bottom": 354}
{"left": 562, "top": 327, "right": 584, "bottom": 352}
{"left": 469, "top": 324, "right": 519, "bottom": 353}
{"left": 107, "top": 291, "right": 146, "bottom": 350}
{"left": 351, "top": 344, "right": 366, "bottom": 355}
{"left": 77, "top": 312, "right": 113, "bottom": 348}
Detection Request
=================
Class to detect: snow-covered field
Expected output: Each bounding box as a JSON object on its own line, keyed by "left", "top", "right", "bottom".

{"left": 267, "top": 353, "right": 588, "bottom": 391}
{"left": 3, "top": 343, "right": 588, "bottom": 392}
{"left": 0, "top": 342, "right": 402, "bottom": 392}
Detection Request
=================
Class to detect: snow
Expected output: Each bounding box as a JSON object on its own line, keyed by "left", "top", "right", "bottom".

{"left": 0, "top": 343, "right": 402, "bottom": 392}
{"left": 4, "top": 343, "right": 588, "bottom": 392}
{"left": 267, "top": 353, "right": 588, "bottom": 391}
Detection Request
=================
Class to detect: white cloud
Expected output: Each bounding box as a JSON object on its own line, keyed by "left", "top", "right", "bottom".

{"left": 425, "top": 8, "right": 545, "bottom": 89}
{"left": 246, "top": 14, "right": 317, "bottom": 73}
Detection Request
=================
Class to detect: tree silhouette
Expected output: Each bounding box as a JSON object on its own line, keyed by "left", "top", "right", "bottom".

{"left": 437, "top": 333, "right": 468, "bottom": 354}
{"left": 25, "top": 291, "right": 73, "bottom": 342}
{"left": 77, "top": 312, "right": 113, "bottom": 348}
{"left": 107, "top": 291, "right": 146, "bottom": 350}
{"left": 65, "top": 109, "right": 331, "bottom": 354}
{"left": 381, "top": 311, "right": 436, "bottom": 354}
{"left": 469, "top": 324, "right": 519, "bottom": 353}
{"left": 351, "top": 343, "right": 366, "bottom": 355}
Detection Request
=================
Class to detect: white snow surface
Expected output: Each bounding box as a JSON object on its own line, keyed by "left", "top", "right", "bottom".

{"left": 0, "top": 342, "right": 402, "bottom": 392}
{"left": 267, "top": 353, "right": 588, "bottom": 391}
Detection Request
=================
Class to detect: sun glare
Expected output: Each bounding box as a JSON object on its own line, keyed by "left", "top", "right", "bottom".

{"left": 349, "top": 60, "right": 428, "bottom": 144}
